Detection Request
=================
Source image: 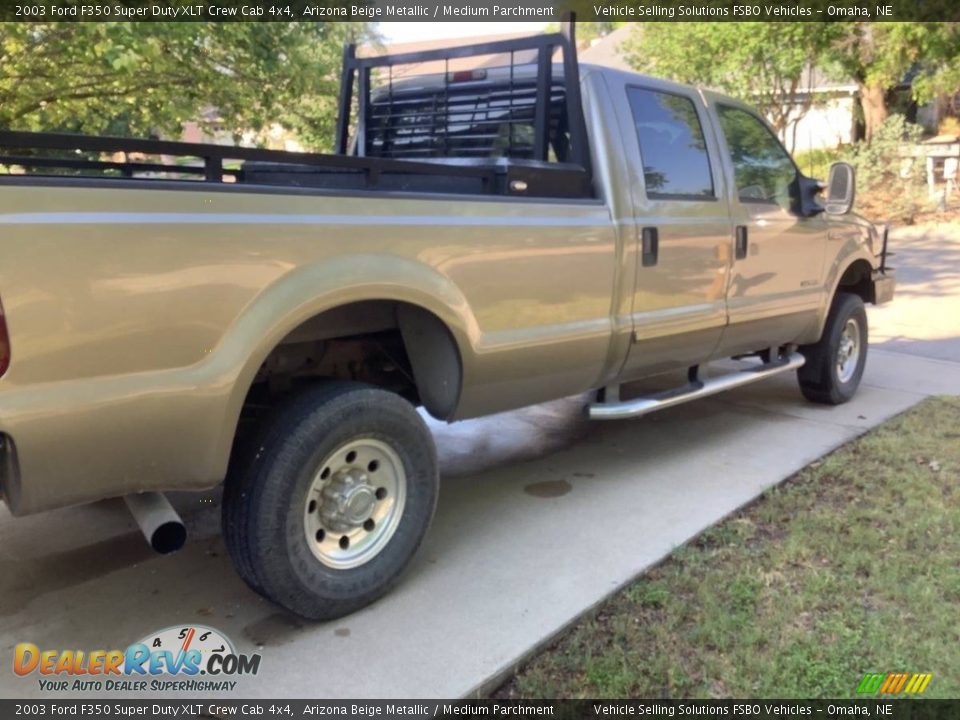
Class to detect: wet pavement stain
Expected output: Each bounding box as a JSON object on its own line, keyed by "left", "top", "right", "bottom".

{"left": 523, "top": 479, "right": 572, "bottom": 498}
{"left": 429, "top": 397, "right": 596, "bottom": 479}
{"left": 243, "top": 612, "right": 305, "bottom": 647}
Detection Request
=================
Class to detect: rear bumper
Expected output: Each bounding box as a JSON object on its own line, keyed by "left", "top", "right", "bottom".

{"left": 0, "top": 370, "right": 230, "bottom": 516}
{"left": 873, "top": 271, "right": 896, "bottom": 305}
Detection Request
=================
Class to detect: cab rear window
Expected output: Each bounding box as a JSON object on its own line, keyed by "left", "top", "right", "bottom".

{"left": 627, "top": 87, "right": 715, "bottom": 200}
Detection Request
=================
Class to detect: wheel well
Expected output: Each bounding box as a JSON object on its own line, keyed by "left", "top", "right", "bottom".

{"left": 837, "top": 259, "right": 875, "bottom": 304}
{"left": 238, "top": 301, "right": 462, "bottom": 433}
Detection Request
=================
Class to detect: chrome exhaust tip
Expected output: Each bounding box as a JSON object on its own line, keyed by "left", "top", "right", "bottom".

{"left": 124, "top": 492, "right": 186, "bottom": 554}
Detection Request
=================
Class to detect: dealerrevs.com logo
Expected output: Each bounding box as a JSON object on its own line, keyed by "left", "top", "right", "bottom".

{"left": 13, "top": 625, "right": 262, "bottom": 693}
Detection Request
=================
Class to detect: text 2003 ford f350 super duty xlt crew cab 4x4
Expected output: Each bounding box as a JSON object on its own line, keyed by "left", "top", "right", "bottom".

{"left": 0, "top": 24, "right": 893, "bottom": 619}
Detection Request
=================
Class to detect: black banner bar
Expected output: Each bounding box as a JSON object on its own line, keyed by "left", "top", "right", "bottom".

{"left": 2, "top": 700, "right": 960, "bottom": 719}
{"left": 2, "top": 0, "right": 959, "bottom": 22}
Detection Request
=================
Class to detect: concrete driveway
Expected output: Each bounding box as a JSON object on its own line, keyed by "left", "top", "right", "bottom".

{"left": 2, "top": 225, "right": 959, "bottom": 700}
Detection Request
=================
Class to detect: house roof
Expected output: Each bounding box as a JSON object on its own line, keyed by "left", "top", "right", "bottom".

{"left": 794, "top": 65, "right": 859, "bottom": 94}
{"left": 578, "top": 26, "right": 634, "bottom": 72}
{"left": 359, "top": 32, "right": 559, "bottom": 80}
{"left": 361, "top": 28, "right": 634, "bottom": 79}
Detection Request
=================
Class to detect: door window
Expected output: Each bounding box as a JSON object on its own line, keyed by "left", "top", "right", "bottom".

{"left": 717, "top": 105, "right": 798, "bottom": 209}
{"left": 627, "top": 87, "right": 715, "bottom": 200}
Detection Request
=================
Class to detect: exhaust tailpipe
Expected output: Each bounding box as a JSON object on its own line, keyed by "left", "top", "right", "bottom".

{"left": 124, "top": 492, "right": 187, "bottom": 554}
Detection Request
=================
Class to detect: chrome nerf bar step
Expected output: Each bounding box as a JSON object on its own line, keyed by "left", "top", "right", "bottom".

{"left": 588, "top": 352, "right": 806, "bottom": 420}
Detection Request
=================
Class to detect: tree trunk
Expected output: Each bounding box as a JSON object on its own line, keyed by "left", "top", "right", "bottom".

{"left": 860, "top": 82, "right": 889, "bottom": 144}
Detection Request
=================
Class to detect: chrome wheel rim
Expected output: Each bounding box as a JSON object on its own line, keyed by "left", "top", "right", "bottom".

{"left": 303, "top": 438, "right": 406, "bottom": 570}
{"left": 836, "top": 318, "right": 861, "bottom": 384}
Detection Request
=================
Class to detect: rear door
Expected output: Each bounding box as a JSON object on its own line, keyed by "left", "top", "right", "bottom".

{"left": 708, "top": 101, "right": 828, "bottom": 357}
{"left": 614, "top": 82, "right": 733, "bottom": 379}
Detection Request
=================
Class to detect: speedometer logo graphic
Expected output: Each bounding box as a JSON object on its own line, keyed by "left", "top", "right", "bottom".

{"left": 138, "top": 625, "right": 235, "bottom": 671}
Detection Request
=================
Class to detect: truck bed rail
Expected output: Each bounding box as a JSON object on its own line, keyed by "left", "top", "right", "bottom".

{"left": 0, "top": 129, "right": 492, "bottom": 185}
{"left": 0, "top": 129, "right": 592, "bottom": 199}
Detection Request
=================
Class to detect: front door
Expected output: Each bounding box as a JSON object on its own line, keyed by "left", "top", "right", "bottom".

{"left": 710, "top": 102, "right": 828, "bottom": 357}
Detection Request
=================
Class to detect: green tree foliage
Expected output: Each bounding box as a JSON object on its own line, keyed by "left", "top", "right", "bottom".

{"left": 823, "top": 22, "right": 960, "bottom": 142}
{"left": 0, "top": 22, "right": 372, "bottom": 149}
{"left": 622, "top": 22, "right": 841, "bottom": 148}
{"left": 622, "top": 22, "right": 960, "bottom": 146}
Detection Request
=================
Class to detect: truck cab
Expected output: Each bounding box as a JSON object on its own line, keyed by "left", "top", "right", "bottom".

{"left": 352, "top": 59, "right": 890, "bottom": 392}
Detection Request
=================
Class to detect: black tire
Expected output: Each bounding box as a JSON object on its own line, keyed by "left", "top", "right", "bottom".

{"left": 797, "top": 292, "right": 868, "bottom": 405}
{"left": 222, "top": 381, "right": 439, "bottom": 620}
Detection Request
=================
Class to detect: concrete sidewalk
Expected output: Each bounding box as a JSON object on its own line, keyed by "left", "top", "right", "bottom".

{"left": 1, "top": 224, "right": 957, "bottom": 700}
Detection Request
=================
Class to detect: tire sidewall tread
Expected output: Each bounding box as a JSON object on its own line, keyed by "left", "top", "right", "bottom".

{"left": 798, "top": 292, "right": 868, "bottom": 405}
{"left": 222, "top": 381, "right": 438, "bottom": 620}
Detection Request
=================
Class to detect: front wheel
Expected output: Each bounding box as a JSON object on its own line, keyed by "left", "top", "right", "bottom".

{"left": 222, "top": 381, "right": 439, "bottom": 620}
{"left": 797, "top": 292, "right": 868, "bottom": 405}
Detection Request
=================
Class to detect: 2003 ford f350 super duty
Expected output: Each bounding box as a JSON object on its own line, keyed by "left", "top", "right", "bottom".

{"left": 0, "top": 24, "right": 894, "bottom": 619}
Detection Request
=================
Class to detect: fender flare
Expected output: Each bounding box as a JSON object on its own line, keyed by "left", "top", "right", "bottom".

{"left": 205, "top": 255, "right": 477, "bottom": 479}
{"left": 816, "top": 248, "right": 876, "bottom": 340}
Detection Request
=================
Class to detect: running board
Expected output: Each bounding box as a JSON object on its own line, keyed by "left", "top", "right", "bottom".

{"left": 588, "top": 352, "right": 806, "bottom": 420}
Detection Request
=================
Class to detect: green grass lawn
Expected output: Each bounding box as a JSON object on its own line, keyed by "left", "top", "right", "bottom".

{"left": 494, "top": 397, "right": 960, "bottom": 699}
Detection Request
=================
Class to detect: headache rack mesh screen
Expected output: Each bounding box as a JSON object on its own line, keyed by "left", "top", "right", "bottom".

{"left": 336, "top": 20, "right": 592, "bottom": 177}
{"left": 364, "top": 73, "right": 571, "bottom": 162}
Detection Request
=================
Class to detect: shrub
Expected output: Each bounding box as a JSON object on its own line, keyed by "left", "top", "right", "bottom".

{"left": 844, "top": 115, "right": 928, "bottom": 222}
{"left": 794, "top": 147, "right": 845, "bottom": 181}
{"left": 847, "top": 114, "right": 924, "bottom": 190}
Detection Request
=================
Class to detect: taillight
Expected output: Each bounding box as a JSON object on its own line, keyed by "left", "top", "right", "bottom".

{"left": 0, "top": 297, "right": 9, "bottom": 378}
{"left": 447, "top": 69, "right": 487, "bottom": 83}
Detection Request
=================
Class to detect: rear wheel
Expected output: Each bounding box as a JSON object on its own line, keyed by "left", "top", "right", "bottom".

{"left": 797, "top": 292, "right": 868, "bottom": 405}
{"left": 222, "top": 381, "right": 438, "bottom": 620}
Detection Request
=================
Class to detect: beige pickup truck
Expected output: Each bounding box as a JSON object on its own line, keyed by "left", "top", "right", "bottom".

{"left": 0, "top": 26, "right": 893, "bottom": 619}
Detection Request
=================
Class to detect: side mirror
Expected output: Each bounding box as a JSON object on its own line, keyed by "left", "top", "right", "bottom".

{"left": 825, "top": 162, "right": 856, "bottom": 215}
{"left": 795, "top": 174, "right": 825, "bottom": 217}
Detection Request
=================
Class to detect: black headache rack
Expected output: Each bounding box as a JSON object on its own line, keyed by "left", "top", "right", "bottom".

{"left": 0, "top": 20, "right": 593, "bottom": 200}
{"left": 335, "top": 18, "right": 591, "bottom": 169}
